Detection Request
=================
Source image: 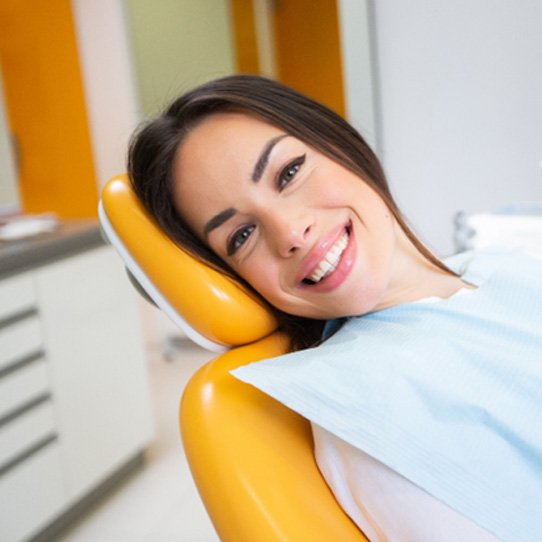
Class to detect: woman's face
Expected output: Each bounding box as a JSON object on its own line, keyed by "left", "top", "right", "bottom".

{"left": 172, "top": 112, "right": 402, "bottom": 320}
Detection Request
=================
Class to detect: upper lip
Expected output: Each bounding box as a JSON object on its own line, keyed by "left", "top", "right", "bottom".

{"left": 295, "top": 221, "right": 351, "bottom": 284}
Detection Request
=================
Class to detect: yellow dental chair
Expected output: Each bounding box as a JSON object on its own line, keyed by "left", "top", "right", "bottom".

{"left": 99, "top": 175, "right": 366, "bottom": 541}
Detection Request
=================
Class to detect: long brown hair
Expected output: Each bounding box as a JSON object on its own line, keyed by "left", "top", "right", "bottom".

{"left": 128, "top": 75, "right": 450, "bottom": 350}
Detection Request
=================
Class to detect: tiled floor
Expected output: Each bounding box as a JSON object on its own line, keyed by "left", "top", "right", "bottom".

{"left": 58, "top": 338, "right": 219, "bottom": 542}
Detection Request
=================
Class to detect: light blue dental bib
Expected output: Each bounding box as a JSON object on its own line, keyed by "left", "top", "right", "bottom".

{"left": 232, "top": 249, "right": 542, "bottom": 542}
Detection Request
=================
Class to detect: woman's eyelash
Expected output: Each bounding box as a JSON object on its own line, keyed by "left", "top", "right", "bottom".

{"left": 227, "top": 225, "right": 255, "bottom": 256}
{"left": 277, "top": 154, "right": 306, "bottom": 189}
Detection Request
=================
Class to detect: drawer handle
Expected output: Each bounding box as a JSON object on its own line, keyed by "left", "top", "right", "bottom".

{"left": 0, "top": 433, "right": 57, "bottom": 478}
{"left": 0, "top": 349, "right": 45, "bottom": 380}
{"left": 0, "top": 306, "right": 38, "bottom": 330}
{"left": 0, "top": 392, "right": 52, "bottom": 429}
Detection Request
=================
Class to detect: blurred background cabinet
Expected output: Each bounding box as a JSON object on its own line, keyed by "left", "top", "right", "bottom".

{"left": 0, "top": 225, "right": 153, "bottom": 542}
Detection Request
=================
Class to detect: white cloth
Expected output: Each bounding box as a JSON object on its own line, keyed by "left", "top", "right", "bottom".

{"left": 312, "top": 423, "right": 500, "bottom": 541}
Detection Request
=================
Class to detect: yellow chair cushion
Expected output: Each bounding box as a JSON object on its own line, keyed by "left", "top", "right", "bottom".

{"left": 99, "top": 175, "right": 278, "bottom": 350}
{"left": 181, "top": 332, "right": 367, "bottom": 541}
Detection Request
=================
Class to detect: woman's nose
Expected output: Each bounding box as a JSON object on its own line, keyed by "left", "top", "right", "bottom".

{"left": 267, "top": 210, "right": 313, "bottom": 257}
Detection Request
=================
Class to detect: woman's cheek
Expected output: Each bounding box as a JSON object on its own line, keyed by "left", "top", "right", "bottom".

{"left": 252, "top": 265, "right": 286, "bottom": 307}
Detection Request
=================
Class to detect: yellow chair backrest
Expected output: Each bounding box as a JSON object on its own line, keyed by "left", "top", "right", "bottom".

{"left": 99, "top": 175, "right": 367, "bottom": 541}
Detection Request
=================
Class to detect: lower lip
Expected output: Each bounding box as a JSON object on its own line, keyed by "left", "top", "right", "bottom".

{"left": 301, "top": 225, "right": 357, "bottom": 293}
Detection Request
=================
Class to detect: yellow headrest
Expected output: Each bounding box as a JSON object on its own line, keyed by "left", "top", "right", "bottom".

{"left": 99, "top": 175, "right": 278, "bottom": 351}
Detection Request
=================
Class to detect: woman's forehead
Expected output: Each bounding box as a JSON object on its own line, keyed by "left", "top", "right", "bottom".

{"left": 173, "top": 112, "right": 289, "bottom": 185}
{"left": 184, "top": 112, "right": 283, "bottom": 150}
{"left": 171, "top": 113, "right": 285, "bottom": 227}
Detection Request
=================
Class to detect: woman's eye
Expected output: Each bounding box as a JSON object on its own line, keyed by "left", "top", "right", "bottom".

{"left": 227, "top": 225, "right": 255, "bottom": 256}
{"left": 277, "top": 154, "right": 306, "bottom": 190}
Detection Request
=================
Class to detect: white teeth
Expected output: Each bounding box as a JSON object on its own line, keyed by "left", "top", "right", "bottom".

{"left": 307, "top": 231, "right": 349, "bottom": 283}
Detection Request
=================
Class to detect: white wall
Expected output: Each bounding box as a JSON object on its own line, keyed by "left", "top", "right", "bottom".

{"left": 71, "top": 0, "right": 140, "bottom": 189}
{"left": 337, "top": 0, "right": 378, "bottom": 150}
{"left": 373, "top": 1, "right": 542, "bottom": 255}
{"left": 253, "top": 0, "right": 277, "bottom": 79}
{"left": 0, "top": 68, "right": 20, "bottom": 215}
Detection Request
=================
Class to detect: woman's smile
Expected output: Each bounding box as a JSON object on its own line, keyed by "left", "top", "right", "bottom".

{"left": 303, "top": 229, "right": 349, "bottom": 284}
{"left": 296, "top": 221, "right": 355, "bottom": 292}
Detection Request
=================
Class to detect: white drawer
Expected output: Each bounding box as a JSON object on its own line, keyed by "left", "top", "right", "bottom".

{"left": 0, "top": 315, "right": 44, "bottom": 371}
{"left": 0, "top": 358, "right": 50, "bottom": 420}
{"left": 0, "top": 441, "right": 65, "bottom": 542}
{"left": 0, "top": 273, "right": 36, "bottom": 322}
{"left": 0, "top": 401, "right": 56, "bottom": 467}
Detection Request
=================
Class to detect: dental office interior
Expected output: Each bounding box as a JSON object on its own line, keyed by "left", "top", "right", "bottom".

{"left": 1, "top": 1, "right": 541, "bottom": 541}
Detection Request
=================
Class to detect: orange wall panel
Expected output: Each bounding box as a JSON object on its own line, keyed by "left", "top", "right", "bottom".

{"left": 229, "top": 0, "right": 260, "bottom": 74}
{"left": 0, "top": 0, "right": 98, "bottom": 218}
{"left": 273, "top": 0, "right": 345, "bottom": 116}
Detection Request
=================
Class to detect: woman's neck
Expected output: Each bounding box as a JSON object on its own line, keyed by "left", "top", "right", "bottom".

{"left": 374, "top": 225, "right": 474, "bottom": 312}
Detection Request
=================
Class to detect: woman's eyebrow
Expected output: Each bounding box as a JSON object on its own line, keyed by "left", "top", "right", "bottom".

{"left": 203, "top": 207, "right": 236, "bottom": 238}
{"left": 251, "top": 134, "right": 288, "bottom": 182}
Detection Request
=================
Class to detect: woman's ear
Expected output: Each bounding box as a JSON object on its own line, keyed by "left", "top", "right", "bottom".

{"left": 99, "top": 175, "right": 278, "bottom": 352}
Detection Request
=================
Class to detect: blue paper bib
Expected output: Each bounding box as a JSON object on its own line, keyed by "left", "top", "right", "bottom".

{"left": 232, "top": 249, "right": 542, "bottom": 542}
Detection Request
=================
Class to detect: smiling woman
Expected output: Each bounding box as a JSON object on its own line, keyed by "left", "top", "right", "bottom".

{"left": 173, "top": 112, "right": 408, "bottom": 320}
{"left": 128, "top": 75, "right": 460, "bottom": 349}
{"left": 127, "top": 75, "right": 542, "bottom": 542}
